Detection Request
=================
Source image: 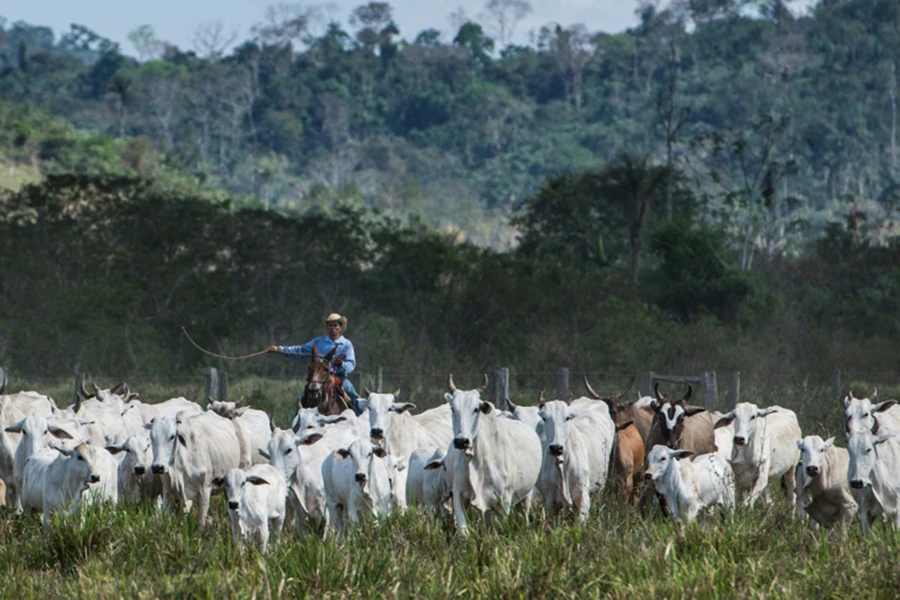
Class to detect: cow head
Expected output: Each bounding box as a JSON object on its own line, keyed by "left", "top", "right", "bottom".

{"left": 538, "top": 399, "right": 579, "bottom": 464}
{"left": 583, "top": 375, "right": 636, "bottom": 419}
{"left": 106, "top": 433, "right": 153, "bottom": 476}
{"left": 146, "top": 417, "right": 186, "bottom": 474}
{"left": 334, "top": 438, "right": 390, "bottom": 508}
{"left": 714, "top": 402, "right": 777, "bottom": 447}
{"left": 212, "top": 467, "right": 271, "bottom": 511}
{"left": 847, "top": 429, "right": 897, "bottom": 489}
{"left": 445, "top": 374, "right": 491, "bottom": 455}
{"left": 644, "top": 444, "right": 693, "bottom": 482}
{"left": 797, "top": 435, "right": 833, "bottom": 479}
{"left": 208, "top": 399, "right": 251, "bottom": 420}
{"left": 844, "top": 390, "right": 896, "bottom": 435}
{"left": 51, "top": 440, "right": 102, "bottom": 485}
{"left": 5, "top": 414, "right": 75, "bottom": 457}
{"left": 260, "top": 428, "right": 324, "bottom": 482}
{"left": 365, "top": 391, "right": 412, "bottom": 443}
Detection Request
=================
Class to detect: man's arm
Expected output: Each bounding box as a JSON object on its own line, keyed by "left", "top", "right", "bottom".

{"left": 335, "top": 340, "right": 356, "bottom": 376}
{"left": 270, "top": 339, "right": 316, "bottom": 359}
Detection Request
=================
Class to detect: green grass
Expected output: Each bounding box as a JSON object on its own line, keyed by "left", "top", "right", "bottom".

{"left": 1, "top": 492, "right": 899, "bottom": 598}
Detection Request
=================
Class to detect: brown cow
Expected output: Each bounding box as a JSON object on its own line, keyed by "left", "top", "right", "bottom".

{"left": 611, "top": 420, "right": 645, "bottom": 505}
{"left": 583, "top": 376, "right": 653, "bottom": 443}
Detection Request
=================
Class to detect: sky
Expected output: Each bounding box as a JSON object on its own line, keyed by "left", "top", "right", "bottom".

{"left": 3, "top": 0, "right": 815, "bottom": 55}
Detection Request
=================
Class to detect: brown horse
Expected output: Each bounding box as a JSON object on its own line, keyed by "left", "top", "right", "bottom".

{"left": 299, "top": 345, "right": 351, "bottom": 416}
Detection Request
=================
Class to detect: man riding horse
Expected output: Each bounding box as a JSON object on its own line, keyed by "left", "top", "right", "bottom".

{"left": 266, "top": 313, "right": 362, "bottom": 415}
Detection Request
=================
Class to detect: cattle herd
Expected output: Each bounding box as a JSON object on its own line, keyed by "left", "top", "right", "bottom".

{"left": 0, "top": 375, "right": 896, "bottom": 553}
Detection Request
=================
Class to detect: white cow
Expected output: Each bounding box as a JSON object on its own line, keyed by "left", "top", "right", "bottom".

{"left": 504, "top": 399, "right": 543, "bottom": 438}
{"left": 213, "top": 464, "right": 287, "bottom": 553}
{"left": 261, "top": 425, "right": 358, "bottom": 531}
{"left": 405, "top": 446, "right": 451, "bottom": 517}
{"left": 644, "top": 445, "right": 735, "bottom": 524}
{"left": 444, "top": 379, "right": 542, "bottom": 535}
{"left": 290, "top": 407, "right": 355, "bottom": 433}
{"left": 6, "top": 413, "right": 78, "bottom": 509}
{"left": 321, "top": 437, "right": 396, "bottom": 533}
{"left": 130, "top": 397, "right": 203, "bottom": 424}
{"left": 207, "top": 401, "right": 271, "bottom": 468}
{"left": 714, "top": 403, "right": 801, "bottom": 506}
{"left": 844, "top": 390, "right": 900, "bottom": 434}
{"left": 19, "top": 441, "right": 105, "bottom": 524}
{"left": 795, "top": 435, "right": 857, "bottom": 531}
{"left": 105, "top": 434, "right": 161, "bottom": 504}
{"left": 0, "top": 392, "right": 56, "bottom": 503}
{"left": 147, "top": 411, "right": 241, "bottom": 526}
{"left": 536, "top": 399, "right": 615, "bottom": 523}
{"left": 710, "top": 411, "right": 734, "bottom": 463}
{"left": 847, "top": 429, "right": 900, "bottom": 533}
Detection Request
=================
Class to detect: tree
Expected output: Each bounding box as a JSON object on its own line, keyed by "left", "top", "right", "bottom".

{"left": 128, "top": 25, "right": 165, "bottom": 62}
{"left": 481, "top": 0, "right": 532, "bottom": 49}
{"left": 251, "top": 3, "right": 312, "bottom": 48}
{"left": 191, "top": 21, "right": 239, "bottom": 60}
{"left": 538, "top": 23, "right": 592, "bottom": 111}
{"left": 107, "top": 72, "right": 132, "bottom": 137}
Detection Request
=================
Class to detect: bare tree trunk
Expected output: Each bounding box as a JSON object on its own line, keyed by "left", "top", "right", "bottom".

{"left": 891, "top": 60, "right": 897, "bottom": 171}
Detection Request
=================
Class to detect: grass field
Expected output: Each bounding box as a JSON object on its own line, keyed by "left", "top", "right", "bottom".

{"left": 3, "top": 376, "right": 899, "bottom": 598}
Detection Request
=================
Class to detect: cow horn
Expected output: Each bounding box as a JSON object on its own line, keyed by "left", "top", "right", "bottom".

{"left": 364, "top": 387, "right": 373, "bottom": 397}
{"left": 682, "top": 384, "right": 692, "bottom": 403}
{"left": 79, "top": 381, "right": 91, "bottom": 399}
{"left": 654, "top": 382, "right": 666, "bottom": 402}
{"left": 269, "top": 413, "right": 276, "bottom": 433}
{"left": 506, "top": 397, "right": 518, "bottom": 412}
{"left": 478, "top": 374, "right": 489, "bottom": 392}
{"left": 448, "top": 374, "right": 457, "bottom": 393}
{"left": 849, "top": 390, "right": 857, "bottom": 400}
{"left": 74, "top": 394, "right": 82, "bottom": 414}
{"left": 393, "top": 388, "right": 401, "bottom": 397}
{"left": 614, "top": 375, "right": 636, "bottom": 401}
{"left": 92, "top": 382, "right": 101, "bottom": 396}
{"left": 583, "top": 376, "right": 602, "bottom": 400}
{"left": 538, "top": 390, "right": 546, "bottom": 404}
{"left": 871, "top": 388, "right": 878, "bottom": 400}
{"left": 110, "top": 381, "right": 125, "bottom": 394}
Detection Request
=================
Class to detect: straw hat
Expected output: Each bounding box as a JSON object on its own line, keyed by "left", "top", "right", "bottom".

{"left": 324, "top": 313, "right": 348, "bottom": 328}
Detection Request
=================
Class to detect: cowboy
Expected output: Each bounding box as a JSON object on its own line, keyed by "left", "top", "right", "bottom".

{"left": 266, "top": 313, "right": 361, "bottom": 413}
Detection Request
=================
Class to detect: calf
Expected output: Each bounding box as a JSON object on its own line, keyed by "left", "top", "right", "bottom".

{"left": 212, "top": 464, "right": 287, "bottom": 553}
{"left": 847, "top": 429, "right": 900, "bottom": 533}
{"left": 207, "top": 400, "right": 272, "bottom": 468}
{"left": 714, "top": 402, "right": 801, "bottom": 506}
{"left": 105, "top": 434, "right": 161, "bottom": 504}
{"left": 20, "top": 441, "right": 105, "bottom": 524}
{"left": 537, "top": 398, "right": 615, "bottom": 522}
{"left": 644, "top": 444, "right": 735, "bottom": 524}
{"left": 0, "top": 391, "right": 55, "bottom": 504}
{"left": 321, "top": 437, "right": 396, "bottom": 534}
{"left": 794, "top": 436, "right": 857, "bottom": 531}
{"left": 406, "top": 446, "right": 451, "bottom": 517}
{"left": 6, "top": 414, "right": 76, "bottom": 509}
{"left": 612, "top": 421, "right": 645, "bottom": 504}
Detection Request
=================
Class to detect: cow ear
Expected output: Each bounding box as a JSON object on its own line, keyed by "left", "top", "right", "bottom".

{"left": 444, "top": 393, "right": 454, "bottom": 404}
{"left": 335, "top": 448, "right": 351, "bottom": 459}
{"left": 683, "top": 407, "right": 706, "bottom": 417}
{"left": 479, "top": 402, "right": 494, "bottom": 415}
{"left": 246, "top": 476, "right": 270, "bottom": 486}
{"left": 424, "top": 459, "right": 443, "bottom": 470}
{"left": 106, "top": 444, "right": 126, "bottom": 455}
{"left": 672, "top": 449, "right": 694, "bottom": 460}
{"left": 143, "top": 422, "right": 154, "bottom": 431}
{"left": 373, "top": 447, "right": 387, "bottom": 458}
{"left": 874, "top": 400, "right": 897, "bottom": 413}
{"left": 356, "top": 399, "right": 368, "bottom": 412}
{"left": 319, "top": 415, "right": 347, "bottom": 424}
{"left": 258, "top": 448, "right": 271, "bottom": 460}
{"left": 4, "top": 419, "right": 24, "bottom": 434}
{"left": 650, "top": 400, "right": 662, "bottom": 413}
{"left": 234, "top": 406, "right": 250, "bottom": 417}
{"left": 297, "top": 432, "right": 324, "bottom": 446}
{"left": 615, "top": 420, "right": 634, "bottom": 432}
{"left": 211, "top": 476, "right": 225, "bottom": 488}
{"left": 823, "top": 437, "right": 835, "bottom": 449}
{"left": 48, "top": 425, "right": 74, "bottom": 440}
{"left": 875, "top": 433, "right": 897, "bottom": 446}
{"left": 51, "top": 443, "right": 74, "bottom": 457}
{"left": 176, "top": 433, "right": 187, "bottom": 447}
{"left": 714, "top": 413, "right": 735, "bottom": 429}
{"left": 843, "top": 395, "right": 851, "bottom": 409}
{"left": 797, "top": 440, "right": 805, "bottom": 451}
{"left": 391, "top": 403, "right": 416, "bottom": 414}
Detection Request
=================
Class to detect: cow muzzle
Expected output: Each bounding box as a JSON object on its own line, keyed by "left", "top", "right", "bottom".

{"left": 805, "top": 466, "right": 820, "bottom": 477}
{"left": 355, "top": 473, "right": 367, "bottom": 483}
{"left": 89, "top": 474, "right": 100, "bottom": 483}
{"left": 548, "top": 444, "right": 564, "bottom": 458}
{"left": 370, "top": 428, "right": 384, "bottom": 440}
{"left": 453, "top": 437, "right": 470, "bottom": 451}
{"left": 228, "top": 501, "right": 239, "bottom": 510}
{"left": 733, "top": 436, "right": 746, "bottom": 446}
{"left": 151, "top": 464, "right": 166, "bottom": 474}
{"left": 643, "top": 472, "right": 653, "bottom": 481}
{"left": 850, "top": 479, "right": 864, "bottom": 489}
{"left": 134, "top": 465, "right": 146, "bottom": 475}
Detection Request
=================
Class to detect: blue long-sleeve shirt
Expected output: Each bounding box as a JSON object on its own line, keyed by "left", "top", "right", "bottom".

{"left": 277, "top": 336, "right": 356, "bottom": 377}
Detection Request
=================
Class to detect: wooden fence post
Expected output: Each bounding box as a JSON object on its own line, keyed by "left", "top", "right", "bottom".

{"left": 832, "top": 369, "right": 842, "bottom": 401}
{"left": 376, "top": 366, "right": 383, "bottom": 393}
{"left": 703, "top": 371, "right": 718, "bottom": 410}
{"left": 0, "top": 366, "right": 6, "bottom": 394}
{"left": 218, "top": 370, "right": 228, "bottom": 402}
{"left": 727, "top": 371, "right": 740, "bottom": 409}
{"left": 556, "top": 368, "right": 570, "bottom": 400}
{"left": 494, "top": 367, "right": 509, "bottom": 411}
{"left": 640, "top": 371, "right": 655, "bottom": 397}
{"left": 205, "top": 367, "right": 220, "bottom": 405}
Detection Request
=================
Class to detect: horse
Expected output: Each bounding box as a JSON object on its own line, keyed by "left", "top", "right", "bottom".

{"left": 299, "top": 345, "right": 352, "bottom": 416}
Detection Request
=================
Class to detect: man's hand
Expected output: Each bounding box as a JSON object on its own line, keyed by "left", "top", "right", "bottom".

{"left": 266, "top": 345, "right": 279, "bottom": 353}
{"left": 333, "top": 357, "right": 343, "bottom": 368}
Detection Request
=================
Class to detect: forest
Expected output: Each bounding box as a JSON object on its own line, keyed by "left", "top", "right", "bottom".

{"left": 0, "top": 0, "right": 899, "bottom": 389}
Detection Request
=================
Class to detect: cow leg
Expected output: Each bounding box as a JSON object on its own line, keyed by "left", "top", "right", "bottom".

{"left": 196, "top": 487, "right": 211, "bottom": 527}
{"left": 272, "top": 514, "right": 285, "bottom": 543}
{"left": 452, "top": 488, "right": 469, "bottom": 535}
{"left": 326, "top": 503, "right": 343, "bottom": 534}
{"left": 575, "top": 487, "right": 590, "bottom": 523}
{"left": 258, "top": 522, "right": 270, "bottom": 554}
{"left": 522, "top": 489, "right": 534, "bottom": 524}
